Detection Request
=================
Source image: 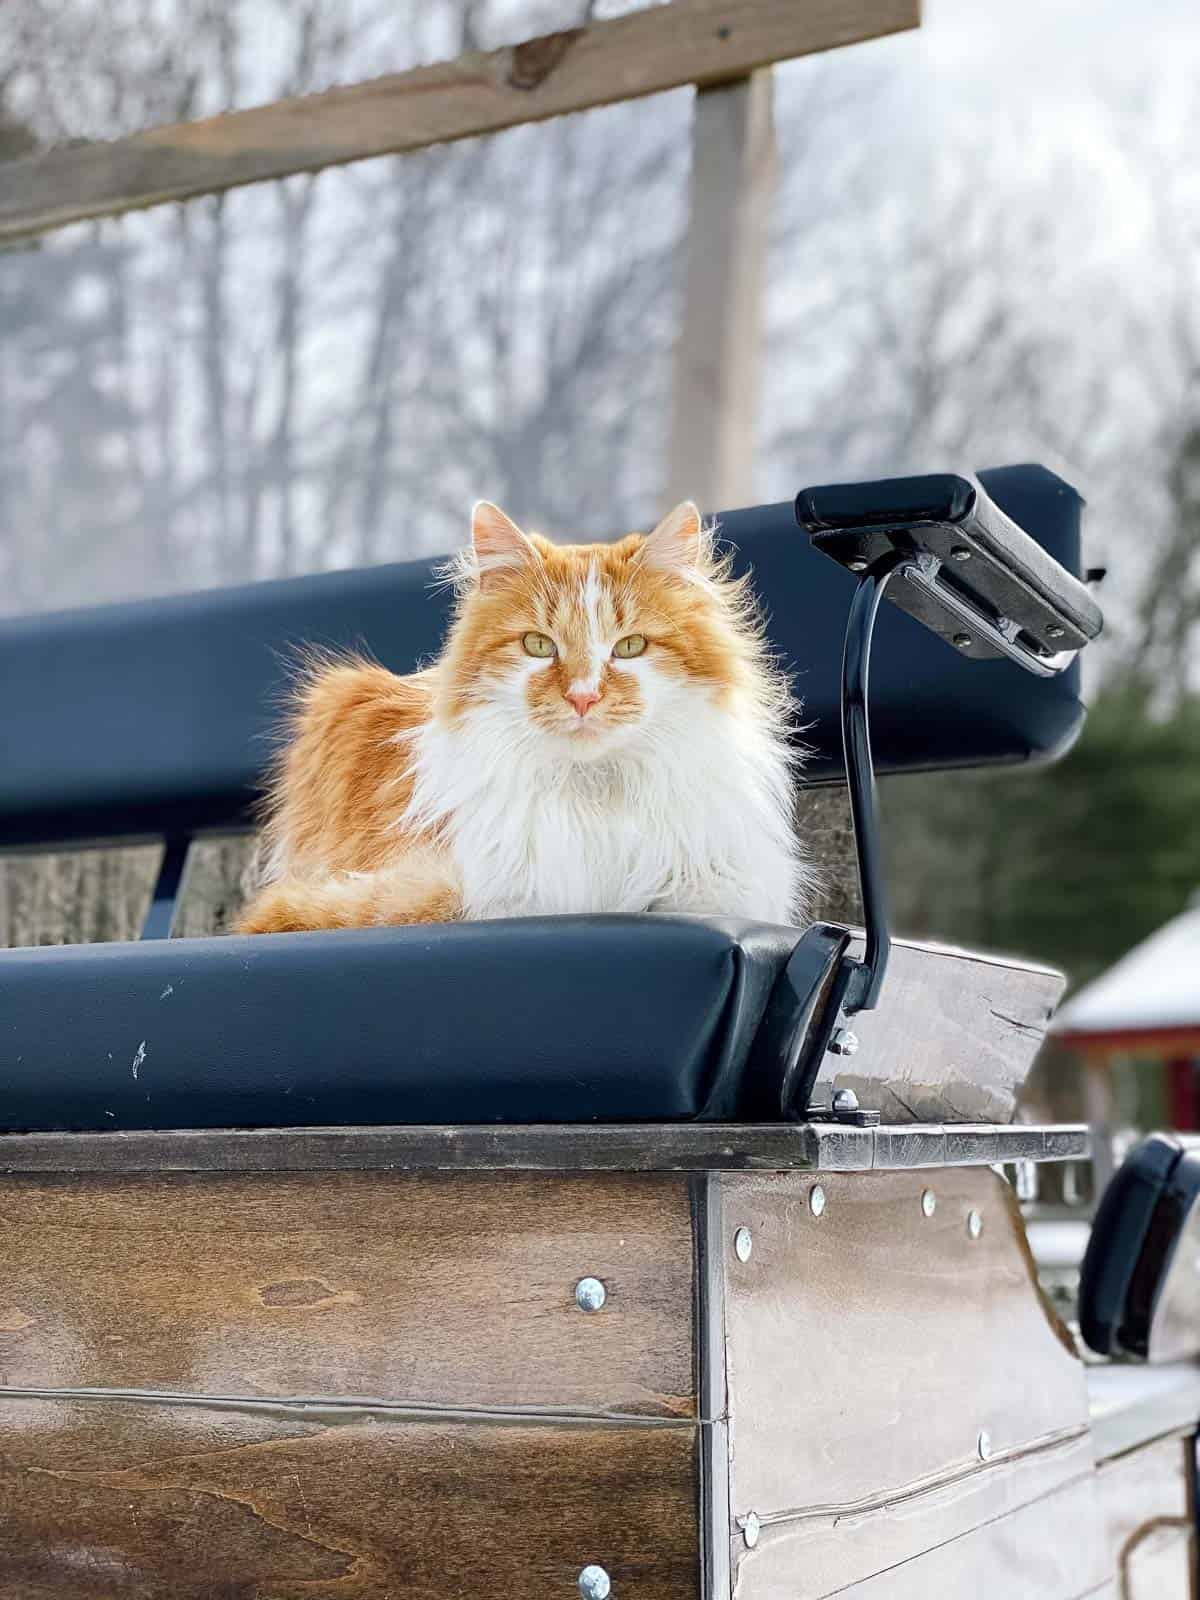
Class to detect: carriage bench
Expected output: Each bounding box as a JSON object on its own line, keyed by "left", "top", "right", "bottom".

{"left": 1, "top": 466, "right": 1174, "bottom": 1599}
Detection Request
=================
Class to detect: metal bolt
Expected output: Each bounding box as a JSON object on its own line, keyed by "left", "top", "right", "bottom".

{"left": 810, "top": 1184, "right": 827, "bottom": 1219}
{"left": 921, "top": 1188, "right": 936, "bottom": 1218}
{"left": 734, "top": 1226, "right": 754, "bottom": 1264}
{"left": 578, "top": 1565, "right": 612, "bottom": 1599}
{"left": 847, "top": 559, "right": 868, "bottom": 572}
{"left": 952, "top": 632, "right": 973, "bottom": 649}
{"left": 977, "top": 1430, "right": 993, "bottom": 1462}
{"left": 575, "top": 1277, "right": 607, "bottom": 1313}
{"left": 1047, "top": 624, "right": 1065, "bottom": 639}
{"left": 741, "top": 1512, "right": 761, "bottom": 1549}
{"left": 828, "top": 1028, "right": 859, "bottom": 1057}
{"left": 950, "top": 546, "right": 972, "bottom": 562}
{"left": 831, "top": 1087, "right": 860, "bottom": 1113}
{"left": 967, "top": 1209, "right": 983, "bottom": 1240}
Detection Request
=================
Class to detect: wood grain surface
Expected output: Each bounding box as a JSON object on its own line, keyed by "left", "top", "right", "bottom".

{"left": 0, "top": 1170, "right": 695, "bottom": 1416}
{"left": 0, "top": 1120, "right": 1089, "bottom": 1175}
{"left": 0, "top": 1398, "right": 699, "bottom": 1599}
{"left": 734, "top": 1473, "right": 1108, "bottom": 1599}
{"left": 0, "top": 0, "right": 919, "bottom": 241}
{"left": 809, "top": 934, "right": 1065, "bottom": 1123}
{"left": 719, "top": 1166, "right": 1100, "bottom": 1593}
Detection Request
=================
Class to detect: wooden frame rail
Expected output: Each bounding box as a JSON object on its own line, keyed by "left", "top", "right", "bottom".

{"left": 0, "top": 0, "right": 919, "bottom": 244}
{"left": 0, "top": 1121, "right": 1087, "bottom": 1174}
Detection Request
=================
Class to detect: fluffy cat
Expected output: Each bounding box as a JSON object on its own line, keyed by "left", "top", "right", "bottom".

{"left": 237, "top": 499, "right": 807, "bottom": 934}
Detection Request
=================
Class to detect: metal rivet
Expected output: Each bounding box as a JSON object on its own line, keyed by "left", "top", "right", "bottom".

{"left": 967, "top": 1209, "right": 983, "bottom": 1240}
{"left": 734, "top": 1226, "right": 753, "bottom": 1263}
{"left": 575, "top": 1277, "right": 607, "bottom": 1313}
{"left": 810, "top": 1184, "right": 827, "bottom": 1218}
{"left": 977, "top": 1430, "right": 992, "bottom": 1461}
{"left": 828, "top": 1028, "right": 859, "bottom": 1057}
{"left": 1047, "top": 624, "right": 1065, "bottom": 639}
{"left": 741, "top": 1511, "right": 761, "bottom": 1549}
{"left": 847, "top": 559, "right": 868, "bottom": 572}
{"left": 578, "top": 1565, "right": 612, "bottom": 1599}
{"left": 952, "top": 632, "right": 973, "bottom": 648}
{"left": 950, "top": 546, "right": 972, "bottom": 561}
{"left": 831, "top": 1087, "right": 860, "bottom": 1113}
{"left": 921, "top": 1188, "right": 936, "bottom": 1218}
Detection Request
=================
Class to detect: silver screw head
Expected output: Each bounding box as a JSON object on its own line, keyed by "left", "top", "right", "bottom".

{"left": 575, "top": 1277, "right": 607, "bottom": 1313}
{"left": 921, "top": 1188, "right": 936, "bottom": 1218}
{"left": 741, "top": 1512, "right": 761, "bottom": 1549}
{"left": 828, "top": 1027, "right": 859, "bottom": 1057}
{"left": 967, "top": 1209, "right": 983, "bottom": 1240}
{"left": 578, "top": 1565, "right": 611, "bottom": 1599}
{"left": 1047, "top": 624, "right": 1065, "bottom": 639}
{"left": 952, "top": 632, "right": 973, "bottom": 648}
{"left": 977, "top": 1430, "right": 993, "bottom": 1461}
{"left": 950, "top": 546, "right": 972, "bottom": 562}
{"left": 831, "top": 1086, "right": 860, "bottom": 1113}
{"left": 810, "top": 1184, "right": 827, "bottom": 1218}
{"left": 733, "top": 1226, "right": 753, "bottom": 1263}
{"left": 847, "top": 559, "right": 868, "bottom": 572}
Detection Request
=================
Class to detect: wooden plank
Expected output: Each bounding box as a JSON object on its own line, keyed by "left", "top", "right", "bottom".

{"left": 809, "top": 934, "right": 1066, "bottom": 1123}
{"left": 0, "top": 1170, "right": 695, "bottom": 1416}
{"left": 0, "top": 1121, "right": 1088, "bottom": 1175}
{"left": 691, "top": 1174, "right": 732, "bottom": 1600}
{"left": 735, "top": 1474, "right": 1106, "bottom": 1598}
{"left": 666, "top": 70, "right": 774, "bottom": 511}
{"left": 0, "top": 0, "right": 920, "bottom": 243}
{"left": 1095, "top": 1434, "right": 1195, "bottom": 1600}
{"left": 0, "top": 1397, "right": 699, "bottom": 1599}
{"left": 720, "top": 1167, "right": 1100, "bottom": 1593}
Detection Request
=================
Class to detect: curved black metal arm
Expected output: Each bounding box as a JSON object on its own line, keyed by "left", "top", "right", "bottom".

{"left": 839, "top": 550, "right": 909, "bottom": 1014}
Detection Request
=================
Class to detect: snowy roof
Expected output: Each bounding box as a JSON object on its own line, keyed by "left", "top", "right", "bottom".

{"left": 1052, "top": 902, "right": 1200, "bottom": 1038}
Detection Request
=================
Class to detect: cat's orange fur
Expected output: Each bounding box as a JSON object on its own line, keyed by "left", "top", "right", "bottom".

{"left": 238, "top": 499, "right": 800, "bottom": 934}
{"left": 237, "top": 663, "right": 459, "bottom": 932}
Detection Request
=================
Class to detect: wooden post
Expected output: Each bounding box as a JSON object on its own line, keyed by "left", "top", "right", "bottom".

{"left": 666, "top": 70, "right": 776, "bottom": 512}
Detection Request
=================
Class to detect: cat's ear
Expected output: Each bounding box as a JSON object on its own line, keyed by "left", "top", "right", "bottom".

{"left": 642, "top": 501, "right": 703, "bottom": 574}
{"left": 470, "top": 501, "right": 536, "bottom": 588}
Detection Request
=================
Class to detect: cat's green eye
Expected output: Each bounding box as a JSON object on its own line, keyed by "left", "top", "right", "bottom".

{"left": 613, "top": 633, "right": 647, "bottom": 659}
{"left": 522, "top": 631, "right": 556, "bottom": 659}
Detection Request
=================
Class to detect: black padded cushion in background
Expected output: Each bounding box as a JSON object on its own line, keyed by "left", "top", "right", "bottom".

{"left": 1079, "top": 1132, "right": 1200, "bottom": 1359}
{"left": 0, "top": 917, "right": 800, "bottom": 1133}
{"left": 0, "top": 464, "right": 1086, "bottom": 849}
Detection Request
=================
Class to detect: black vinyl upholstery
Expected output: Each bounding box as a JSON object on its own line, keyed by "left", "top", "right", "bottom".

{"left": 0, "top": 917, "right": 815, "bottom": 1133}
{"left": 0, "top": 465, "right": 1087, "bottom": 849}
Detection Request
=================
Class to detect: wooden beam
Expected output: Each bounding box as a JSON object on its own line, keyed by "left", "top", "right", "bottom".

{"left": 0, "top": 1121, "right": 1088, "bottom": 1175}
{"left": 0, "top": 0, "right": 920, "bottom": 243}
{"left": 667, "top": 70, "right": 775, "bottom": 510}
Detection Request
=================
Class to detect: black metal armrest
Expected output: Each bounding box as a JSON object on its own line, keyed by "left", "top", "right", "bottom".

{"left": 796, "top": 472, "right": 1102, "bottom": 675}
{"left": 788, "top": 468, "right": 1104, "bottom": 1121}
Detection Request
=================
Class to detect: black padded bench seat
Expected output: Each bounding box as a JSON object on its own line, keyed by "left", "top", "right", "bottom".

{"left": 0, "top": 916, "right": 809, "bottom": 1133}
{"left": 0, "top": 463, "right": 1097, "bottom": 1136}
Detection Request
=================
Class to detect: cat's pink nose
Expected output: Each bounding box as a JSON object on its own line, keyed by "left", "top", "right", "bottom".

{"left": 566, "top": 688, "right": 601, "bottom": 717}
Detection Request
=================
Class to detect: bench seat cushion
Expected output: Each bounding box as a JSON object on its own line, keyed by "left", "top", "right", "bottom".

{"left": 0, "top": 916, "right": 803, "bottom": 1133}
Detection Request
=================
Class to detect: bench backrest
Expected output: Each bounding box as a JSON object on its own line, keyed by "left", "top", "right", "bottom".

{"left": 0, "top": 464, "right": 1088, "bottom": 851}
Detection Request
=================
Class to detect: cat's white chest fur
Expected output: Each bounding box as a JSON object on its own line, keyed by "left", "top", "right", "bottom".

{"left": 404, "top": 691, "right": 805, "bottom": 927}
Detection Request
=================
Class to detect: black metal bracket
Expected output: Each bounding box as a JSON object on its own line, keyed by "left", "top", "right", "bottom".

{"left": 795, "top": 471, "right": 1101, "bottom": 1067}
{"left": 836, "top": 550, "right": 908, "bottom": 1016}
{"left": 140, "top": 835, "right": 192, "bottom": 940}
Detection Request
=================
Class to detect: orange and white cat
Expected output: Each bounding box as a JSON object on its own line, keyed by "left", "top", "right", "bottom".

{"left": 238, "top": 500, "right": 807, "bottom": 934}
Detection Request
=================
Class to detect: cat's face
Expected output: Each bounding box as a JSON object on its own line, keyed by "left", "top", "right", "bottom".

{"left": 439, "top": 501, "right": 747, "bottom": 756}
